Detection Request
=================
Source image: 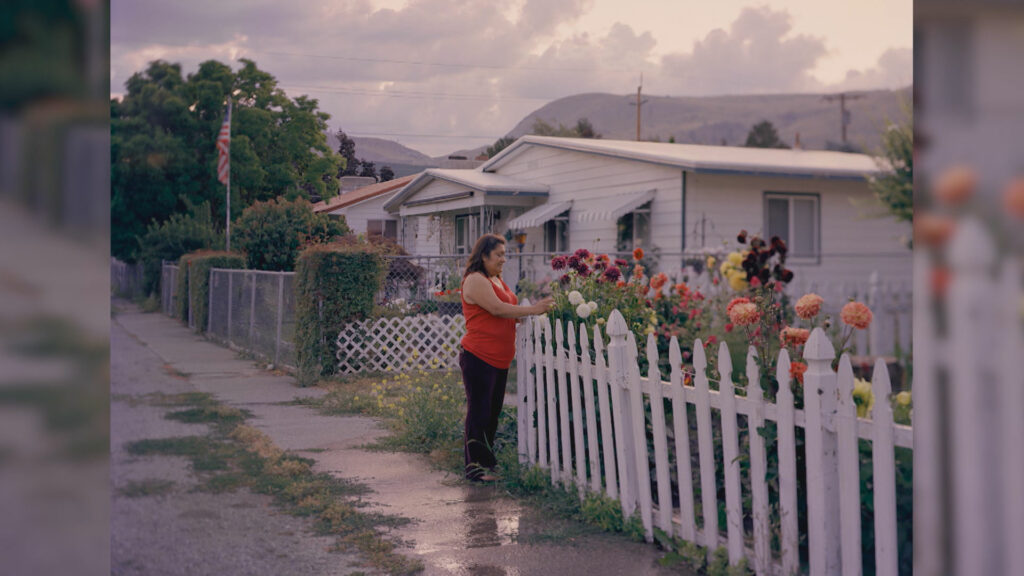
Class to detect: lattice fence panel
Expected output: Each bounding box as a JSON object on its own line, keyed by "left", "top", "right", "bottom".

{"left": 336, "top": 314, "right": 466, "bottom": 374}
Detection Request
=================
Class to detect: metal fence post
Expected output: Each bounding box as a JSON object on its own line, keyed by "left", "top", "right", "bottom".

{"left": 249, "top": 271, "right": 256, "bottom": 349}
{"left": 275, "top": 272, "right": 284, "bottom": 366}
{"left": 227, "top": 271, "right": 233, "bottom": 345}
{"left": 207, "top": 268, "right": 215, "bottom": 336}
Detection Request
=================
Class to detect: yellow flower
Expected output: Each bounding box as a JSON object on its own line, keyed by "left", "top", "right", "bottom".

{"left": 353, "top": 396, "right": 359, "bottom": 402}
{"left": 853, "top": 378, "right": 876, "bottom": 418}
{"left": 719, "top": 261, "right": 732, "bottom": 276}
{"left": 412, "top": 350, "right": 420, "bottom": 359}
{"left": 728, "top": 273, "right": 748, "bottom": 291}
{"left": 707, "top": 256, "right": 716, "bottom": 269}
{"left": 645, "top": 325, "right": 656, "bottom": 335}
{"left": 727, "top": 251, "right": 744, "bottom": 267}
{"left": 596, "top": 318, "right": 606, "bottom": 325}
{"left": 895, "top": 391, "right": 911, "bottom": 407}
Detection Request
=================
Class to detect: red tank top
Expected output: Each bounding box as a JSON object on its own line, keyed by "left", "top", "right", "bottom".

{"left": 460, "top": 273, "right": 518, "bottom": 369}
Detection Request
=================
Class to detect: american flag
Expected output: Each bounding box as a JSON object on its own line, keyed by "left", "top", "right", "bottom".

{"left": 216, "top": 100, "right": 232, "bottom": 185}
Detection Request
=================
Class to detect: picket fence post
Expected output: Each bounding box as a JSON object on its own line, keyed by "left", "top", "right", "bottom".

{"left": 567, "top": 322, "right": 587, "bottom": 497}
{"left": 579, "top": 324, "right": 602, "bottom": 494}
{"left": 626, "top": 331, "right": 654, "bottom": 542}
{"left": 745, "top": 347, "right": 771, "bottom": 575}
{"left": 544, "top": 316, "right": 560, "bottom": 485}
{"left": 871, "top": 357, "right": 898, "bottom": 576}
{"left": 593, "top": 325, "right": 619, "bottom": 499}
{"left": 606, "top": 310, "right": 636, "bottom": 519}
{"left": 646, "top": 334, "right": 673, "bottom": 536}
{"left": 668, "top": 337, "right": 696, "bottom": 542}
{"left": 533, "top": 314, "right": 546, "bottom": 467}
{"left": 718, "top": 342, "right": 743, "bottom": 565}
{"left": 803, "top": 327, "right": 841, "bottom": 575}
{"left": 836, "top": 354, "right": 862, "bottom": 576}
{"left": 556, "top": 320, "right": 573, "bottom": 485}
{"left": 775, "top": 350, "right": 800, "bottom": 575}
{"left": 516, "top": 302, "right": 532, "bottom": 464}
{"left": 693, "top": 339, "right": 718, "bottom": 550}
{"left": 999, "top": 258, "right": 1024, "bottom": 573}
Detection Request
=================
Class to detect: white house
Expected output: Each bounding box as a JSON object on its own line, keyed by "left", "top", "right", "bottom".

{"left": 384, "top": 135, "right": 911, "bottom": 287}
{"left": 313, "top": 174, "right": 418, "bottom": 242}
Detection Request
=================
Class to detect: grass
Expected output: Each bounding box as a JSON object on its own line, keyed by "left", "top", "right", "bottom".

{"left": 124, "top": 390, "right": 423, "bottom": 575}
{"left": 118, "top": 479, "right": 176, "bottom": 498}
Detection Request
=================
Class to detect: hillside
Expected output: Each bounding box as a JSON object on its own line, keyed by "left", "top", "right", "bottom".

{"left": 503, "top": 88, "right": 911, "bottom": 152}
{"left": 324, "top": 133, "right": 437, "bottom": 175}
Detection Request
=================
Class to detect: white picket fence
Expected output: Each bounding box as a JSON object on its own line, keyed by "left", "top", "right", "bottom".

{"left": 913, "top": 218, "right": 1024, "bottom": 576}
{"left": 335, "top": 314, "right": 466, "bottom": 374}
{"left": 514, "top": 308, "right": 912, "bottom": 575}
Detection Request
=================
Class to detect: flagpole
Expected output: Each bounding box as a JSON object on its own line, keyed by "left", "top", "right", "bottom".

{"left": 226, "top": 172, "right": 231, "bottom": 251}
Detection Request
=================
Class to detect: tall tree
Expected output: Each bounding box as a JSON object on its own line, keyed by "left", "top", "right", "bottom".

{"left": 744, "top": 120, "right": 790, "bottom": 149}
{"left": 530, "top": 117, "right": 601, "bottom": 139}
{"left": 358, "top": 159, "right": 377, "bottom": 181}
{"left": 335, "top": 128, "right": 358, "bottom": 176}
{"left": 378, "top": 166, "right": 395, "bottom": 182}
{"left": 111, "top": 58, "right": 343, "bottom": 261}
{"left": 868, "top": 109, "right": 913, "bottom": 227}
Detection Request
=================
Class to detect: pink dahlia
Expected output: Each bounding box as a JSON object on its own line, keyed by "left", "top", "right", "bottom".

{"left": 726, "top": 297, "right": 752, "bottom": 314}
{"left": 780, "top": 327, "right": 811, "bottom": 347}
{"left": 794, "top": 293, "right": 824, "bottom": 319}
{"left": 728, "top": 302, "right": 760, "bottom": 326}
{"left": 840, "top": 301, "right": 873, "bottom": 330}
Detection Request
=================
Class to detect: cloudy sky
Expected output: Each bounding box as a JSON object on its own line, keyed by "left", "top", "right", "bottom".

{"left": 111, "top": 0, "right": 912, "bottom": 156}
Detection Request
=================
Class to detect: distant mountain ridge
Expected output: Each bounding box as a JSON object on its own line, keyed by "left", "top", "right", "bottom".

{"left": 505, "top": 88, "right": 911, "bottom": 152}
{"left": 325, "top": 88, "right": 911, "bottom": 170}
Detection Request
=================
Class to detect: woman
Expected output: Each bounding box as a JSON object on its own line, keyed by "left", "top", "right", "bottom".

{"left": 460, "top": 234, "right": 553, "bottom": 482}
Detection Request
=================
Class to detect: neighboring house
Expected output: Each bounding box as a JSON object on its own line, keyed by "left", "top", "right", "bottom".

{"left": 384, "top": 135, "right": 911, "bottom": 286}
{"left": 313, "top": 174, "right": 418, "bottom": 242}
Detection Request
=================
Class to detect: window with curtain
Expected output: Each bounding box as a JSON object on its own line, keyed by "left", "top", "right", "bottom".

{"left": 764, "top": 193, "right": 819, "bottom": 260}
{"left": 616, "top": 202, "right": 652, "bottom": 252}
{"left": 367, "top": 219, "right": 398, "bottom": 241}
{"left": 544, "top": 211, "right": 569, "bottom": 252}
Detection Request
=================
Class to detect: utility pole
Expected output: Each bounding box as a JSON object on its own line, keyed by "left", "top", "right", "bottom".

{"left": 629, "top": 74, "right": 648, "bottom": 141}
{"left": 822, "top": 92, "right": 864, "bottom": 144}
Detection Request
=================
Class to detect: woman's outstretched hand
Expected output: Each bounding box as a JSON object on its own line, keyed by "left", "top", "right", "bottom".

{"left": 529, "top": 296, "right": 555, "bottom": 315}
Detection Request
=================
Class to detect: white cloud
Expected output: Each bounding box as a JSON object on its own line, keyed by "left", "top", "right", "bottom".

{"left": 829, "top": 47, "right": 912, "bottom": 92}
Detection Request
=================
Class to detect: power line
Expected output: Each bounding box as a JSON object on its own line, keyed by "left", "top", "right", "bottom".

{"left": 346, "top": 131, "right": 499, "bottom": 140}
{"left": 279, "top": 83, "right": 554, "bottom": 102}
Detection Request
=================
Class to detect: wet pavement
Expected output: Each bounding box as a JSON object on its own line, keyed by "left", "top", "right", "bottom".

{"left": 112, "top": 302, "right": 690, "bottom": 576}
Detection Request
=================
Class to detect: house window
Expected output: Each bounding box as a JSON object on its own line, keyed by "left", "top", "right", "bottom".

{"left": 616, "top": 202, "right": 652, "bottom": 252}
{"left": 764, "top": 193, "right": 819, "bottom": 259}
{"left": 455, "top": 214, "right": 478, "bottom": 254}
{"left": 544, "top": 212, "right": 569, "bottom": 252}
{"left": 367, "top": 219, "right": 398, "bottom": 241}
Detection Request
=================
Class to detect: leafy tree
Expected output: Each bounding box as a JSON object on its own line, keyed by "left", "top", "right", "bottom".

{"left": 358, "top": 159, "right": 377, "bottom": 181}
{"left": 379, "top": 165, "right": 395, "bottom": 182}
{"left": 486, "top": 135, "right": 516, "bottom": 158}
{"left": 868, "top": 109, "right": 913, "bottom": 227}
{"left": 335, "top": 128, "right": 357, "bottom": 176}
{"left": 111, "top": 58, "right": 343, "bottom": 261}
{"left": 744, "top": 120, "right": 790, "bottom": 149}
{"left": 136, "top": 201, "right": 222, "bottom": 295}
{"left": 231, "top": 196, "right": 349, "bottom": 271}
{"left": 530, "top": 117, "right": 601, "bottom": 139}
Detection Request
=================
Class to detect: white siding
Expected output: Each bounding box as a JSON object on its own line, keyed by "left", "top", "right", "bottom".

{"left": 495, "top": 145, "right": 683, "bottom": 254}
{"left": 330, "top": 193, "right": 396, "bottom": 237}
{"left": 687, "top": 173, "right": 912, "bottom": 285}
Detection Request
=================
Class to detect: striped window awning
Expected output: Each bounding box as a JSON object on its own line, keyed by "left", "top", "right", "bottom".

{"left": 506, "top": 200, "right": 573, "bottom": 229}
{"left": 574, "top": 189, "right": 656, "bottom": 222}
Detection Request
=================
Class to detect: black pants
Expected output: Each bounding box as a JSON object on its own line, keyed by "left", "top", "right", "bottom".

{"left": 459, "top": 350, "right": 508, "bottom": 480}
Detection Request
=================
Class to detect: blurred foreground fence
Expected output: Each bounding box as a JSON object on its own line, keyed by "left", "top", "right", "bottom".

{"left": 914, "top": 218, "right": 1024, "bottom": 576}
{"left": 515, "top": 309, "right": 912, "bottom": 575}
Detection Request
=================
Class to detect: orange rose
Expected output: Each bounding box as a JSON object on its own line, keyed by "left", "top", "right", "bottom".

{"left": 650, "top": 272, "right": 668, "bottom": 292}
{"left": 633, "top": 247, "right": 644, "bottom": 261}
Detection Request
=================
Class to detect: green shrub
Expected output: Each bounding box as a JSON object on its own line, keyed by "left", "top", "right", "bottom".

{"left": 294, "top": 243, "right": 384, "bottom": 385}
{"left": 232, "top": 196, "right": 349, "bottom": 271}
{"left": 184, "top": 251, "right": 245, "bottom": 333}
{"left": 173, "top": 251, "right": 245, "bottom": 328}
{"left": 137, "top": 201, "right": 221, "bottom": 295}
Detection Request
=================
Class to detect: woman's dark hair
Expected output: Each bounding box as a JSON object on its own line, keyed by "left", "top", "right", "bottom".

{"left": 463, "top": 234, "right": 506, "bottom": 278}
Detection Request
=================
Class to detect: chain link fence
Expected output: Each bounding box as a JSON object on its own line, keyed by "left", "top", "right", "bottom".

{"left": 111, "top": 257, "right": 145, "bottom": 298}
{"left": 160, "top": 262, "right": 178, "bottom": 316}
{"left": 205, "top": 268, "right": 297, "bottom": 369}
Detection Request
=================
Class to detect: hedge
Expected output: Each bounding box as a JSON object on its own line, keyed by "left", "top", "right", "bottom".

{"left": 175, "top": 251, "right": 246, "bottom": 333}
{"left": 294, "top": 243, "right": 384, "bottom": 386}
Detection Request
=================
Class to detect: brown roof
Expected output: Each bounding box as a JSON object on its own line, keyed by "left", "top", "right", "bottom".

{"left": 312, "top": 174, "right": 418, "bottom": 214}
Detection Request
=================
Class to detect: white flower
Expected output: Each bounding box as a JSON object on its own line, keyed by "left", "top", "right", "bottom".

{"left": 575, "top": 303, "right": 591, "bottom": 318}
{"left": 587, "top": 301, "right": 598, "bottom": 312}
{"left": 568, "top": 290, "right": 584, "bottom": 306}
